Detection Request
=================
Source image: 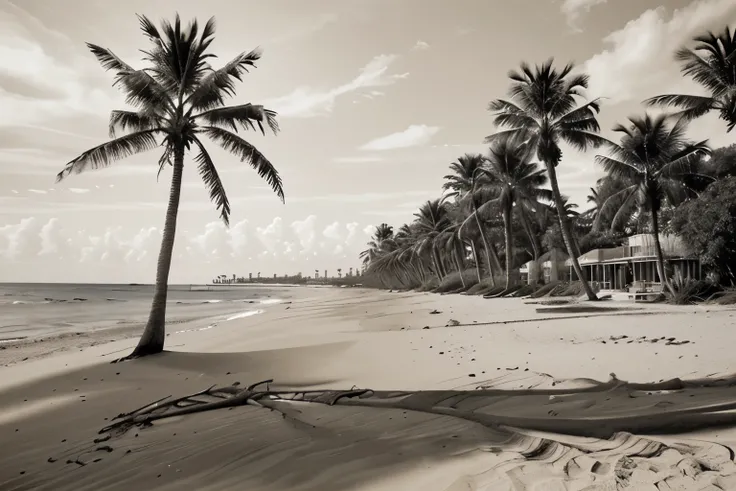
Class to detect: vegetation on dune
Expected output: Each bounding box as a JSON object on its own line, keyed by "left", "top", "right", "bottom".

{"left": 361, "top": 26, "right": 736, "bottom": 304}
{"left": 58, "top": 15, "right": 285, "bottom": 359}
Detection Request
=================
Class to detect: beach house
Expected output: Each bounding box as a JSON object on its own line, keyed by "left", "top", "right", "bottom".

{"left": 565, "top": 233, "right": 702, "bottom": 290}
{"left": 519, "top": 248, "right": 570, "bottom": 285}
{"left": 521, "top": 233, "right": 702, "bottom": 290}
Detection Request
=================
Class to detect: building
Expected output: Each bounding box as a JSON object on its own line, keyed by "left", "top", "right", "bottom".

{"left": 520, "top": 234, "right": 701, "bottom": 290}
{"left": 520, "top": 248, "right": 569, "bottom": 285}
{"left": 564, "top": 233, "right": 702, "bottom": 290}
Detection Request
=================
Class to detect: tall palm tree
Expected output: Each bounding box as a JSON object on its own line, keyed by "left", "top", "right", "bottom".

{"left": 595, "top": 114, "right": 711, "bottom": 292}
{"left": 479, "top": 136, "right": 552, "bottom": 289}
{"left": 645, "top": 27, "right": 736, "bottom": 132}
{"left": 56, "top": 15, "right": 284, "bottom": 359}
{"left": 413, "top": 199, "right": 453, "bottom": 280}
{"left": 443, "top": 154, "right": 503, "bottom": 280}
{"left": 487, "top": 59, "right": 607, "bottom": 300}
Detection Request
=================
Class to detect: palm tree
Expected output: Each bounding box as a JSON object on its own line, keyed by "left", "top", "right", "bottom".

{"left": 595, "top": 114, "right": 711, "bottom": 292}
{"left": 56, "top": 15, "right": 284, "bottom": 358}
{"left": 645, "top": 27, "right": 736, "bottom": 132}
{"left": 443, "top": 154, "right": 503, "bottom": 281}
{"left": 479, "top": 136, "right": 552, "bottom": 289}
{"left": 487, "top": 59, "right": 606, "bottom": 300}
{"left": 360, "top": 223, "right": 395, "bottom": 268}
{"left": 413, "top": 199, "right": 453, "bottom": 280}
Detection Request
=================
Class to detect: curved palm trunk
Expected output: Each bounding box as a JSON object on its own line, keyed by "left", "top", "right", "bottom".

{"left": 545, "top": 160, "right": 598, "bottom": 301}
{"left": 519, "top": 210, "right": 541, "bottom": 284}
{"left": 502, "top": 206, "right": 514, "bottom": 290}
{"left": 453, "top": 247, "right": 467, "bottom": 289}
{"left": 469, "top": 240, "right": 482, "bottom": 282}
{"left": 433, "top": 245, "right": 446, "bottom": 279}
{"left": 472, "top": 201, "right": 502, "bottom": 284}
{"left": 130, "top": 147, "right": 185, "bottom": 357}
{"left": 649, "top": 202, "right": 671, "bottom": 294}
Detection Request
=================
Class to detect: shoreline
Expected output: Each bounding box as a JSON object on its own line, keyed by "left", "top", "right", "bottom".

{"left": 3, "top": 286, "right": 736, "bottom": 490}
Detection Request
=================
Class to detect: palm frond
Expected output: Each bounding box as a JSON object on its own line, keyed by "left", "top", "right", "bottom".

{"left": 594, "top": 154, "right": 642, "bottom": 181}
{"left": 87, "top": 43, "right": 175, "bottom": 114}
{"left": 658, "top": 140, "right": 711, "bottom": 179}
{"left": 193, "top": 137, "right": 231, "bottom": 225}
{"left": 57, "top": 129, "right": 161, "bottom": 181}
{"left": 196, "top": 104, "right": 279, "bottom": 135}
{"left": 108, "top": 110, "right": 162, "bottom": 137}
{"left": 643, "top": 94, "right": 715, "bottom": 120}
{"left": 185, "top": 49, "right": 263, "bottom": 113}
{"left": 203, "top": 126, "right": 284, "bottom": 203}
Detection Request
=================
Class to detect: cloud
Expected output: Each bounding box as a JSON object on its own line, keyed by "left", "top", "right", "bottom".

{"left": 332, "top": 156, "right": 385, "bottom": 164}
{"left": 360, "top": 124, "right": 440, "bottom": 151}
{"left": 322, "top": 221, "right": 344, "bottom": 242}
{"left": 68, "top": 188, "right": 90, "bottom": 194}
{"left": 255, "top": 217, "right": 283, "bottom": 252}
{"left": 0, "top": 217, "right": 38, "bottom": 259}
{"left": 561, "top": 0, "right": 608, "bottom": 31}
{"left": 263, "top": 54, "right": 409, "bottom": 118}
{"left": 27, "top": 189, "right": 47, "bottom": 194}
{"left": 291, "top": 215, "right": 317, "bottom": 254}
{"left": 412, "top": 40, "right": 430, "bottom": 50}
{"left": 0, "top": 215, "right": 375, "bottom": 282}
{"left": 584, "top": 0, "right": 736, "bottom": 103}
{"left": 0, "top": 2, "right": 119, "bottom": 127}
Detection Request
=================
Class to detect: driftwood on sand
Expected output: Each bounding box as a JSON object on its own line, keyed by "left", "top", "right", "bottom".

{"left": 99, "top": 374, "right": 736, "bottom": 442}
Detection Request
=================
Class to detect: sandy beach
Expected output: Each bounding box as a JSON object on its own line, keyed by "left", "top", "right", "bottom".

{"left": 2, "top": 286, "right": 736, "bottom": 490}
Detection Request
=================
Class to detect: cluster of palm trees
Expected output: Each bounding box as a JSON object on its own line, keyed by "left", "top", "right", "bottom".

{"left": 361, "top": 26, "right": 736, "bottom": 301}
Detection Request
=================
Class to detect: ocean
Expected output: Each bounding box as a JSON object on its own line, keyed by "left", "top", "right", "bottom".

{"left": 0, "top": 283, "right": 291, "bottom": 343}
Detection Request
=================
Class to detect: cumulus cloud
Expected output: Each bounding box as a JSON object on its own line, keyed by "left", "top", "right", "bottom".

{"left": 263, "top": 54, "right": 409, "bottom": 118}
{"left": 322, "top": 221, "right": 344, "bottom": 242}
{"left": 291, "top": 215, "right": 318, "bottom": 254}
{"left": 360, "top": 124, "right": 440, "bottom": 151}
{"left": 412, "top": 40, "right": 430, "bottom": 50}
{"left": 584, "top": 0, "right": 736, "bottom": 103}
{"left": 561, "top": 0, "right": 608, "bottom": 31}
{"left": 256, "top": 217, "right": 283, "bottom": 252}
{"left": 0, "top": 215, "right": 376, "bottom": 282}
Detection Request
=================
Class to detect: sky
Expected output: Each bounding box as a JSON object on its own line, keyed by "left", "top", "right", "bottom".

{"left": 1, "top": 0, "right": 735, "bottom": 283}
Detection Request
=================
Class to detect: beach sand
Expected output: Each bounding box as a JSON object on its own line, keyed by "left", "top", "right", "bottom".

{"left": 2, "top": 286, "right": 736, "bottom": 490}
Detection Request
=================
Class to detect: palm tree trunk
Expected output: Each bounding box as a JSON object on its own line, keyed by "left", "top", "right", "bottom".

{"left": 519, "top": 209, "right": 541, "bottom": 284}
{"left": 545, "top": 160, "right": 598, "bottom": 301}
{"left": 130, "top": 146, "right": 185, "bottom": 357}
{"left": 473, "top": 202, "right": 501, "bottom": 284}
{"left": 433, "top": 245, "right": 446, "bottom": 278}
{"left": 453, "top": 247, "right": 467, "bottom": 289}
{"left": 649, "top": 201, "right": 671, "bottom": 294}
{"left": 469, "top": 240, "right": 482, "bottom": 282}
{"left": 502, "top": 206, "right": 514, "bottom": 290}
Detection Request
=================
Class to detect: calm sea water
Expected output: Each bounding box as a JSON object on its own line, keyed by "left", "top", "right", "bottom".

{"left": 0, "top": 283, "right": 290, "bottom": 342}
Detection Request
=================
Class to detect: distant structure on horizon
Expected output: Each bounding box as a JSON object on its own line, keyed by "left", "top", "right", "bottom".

{"left": 209, "top": 266, "right": 362, "bottom": 285}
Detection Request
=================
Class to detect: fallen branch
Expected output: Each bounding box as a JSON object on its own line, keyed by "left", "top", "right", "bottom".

{"left": 94, "top": 374, "right": 736, "bottom": 449}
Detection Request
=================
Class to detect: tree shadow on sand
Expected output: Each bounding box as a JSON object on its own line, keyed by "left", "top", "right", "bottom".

{"left": 9, "top": 353, "right": 736, "bottom": 490}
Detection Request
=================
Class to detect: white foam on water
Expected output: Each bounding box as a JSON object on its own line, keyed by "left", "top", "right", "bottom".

{"left": 259, "top": 298, "right": 283, "bottom": 305}
{"left": 226, "top": 309, "right": 265, "bottom": 321}
{"left": 174, "top": 323, "right": 217, "bottom": 335}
